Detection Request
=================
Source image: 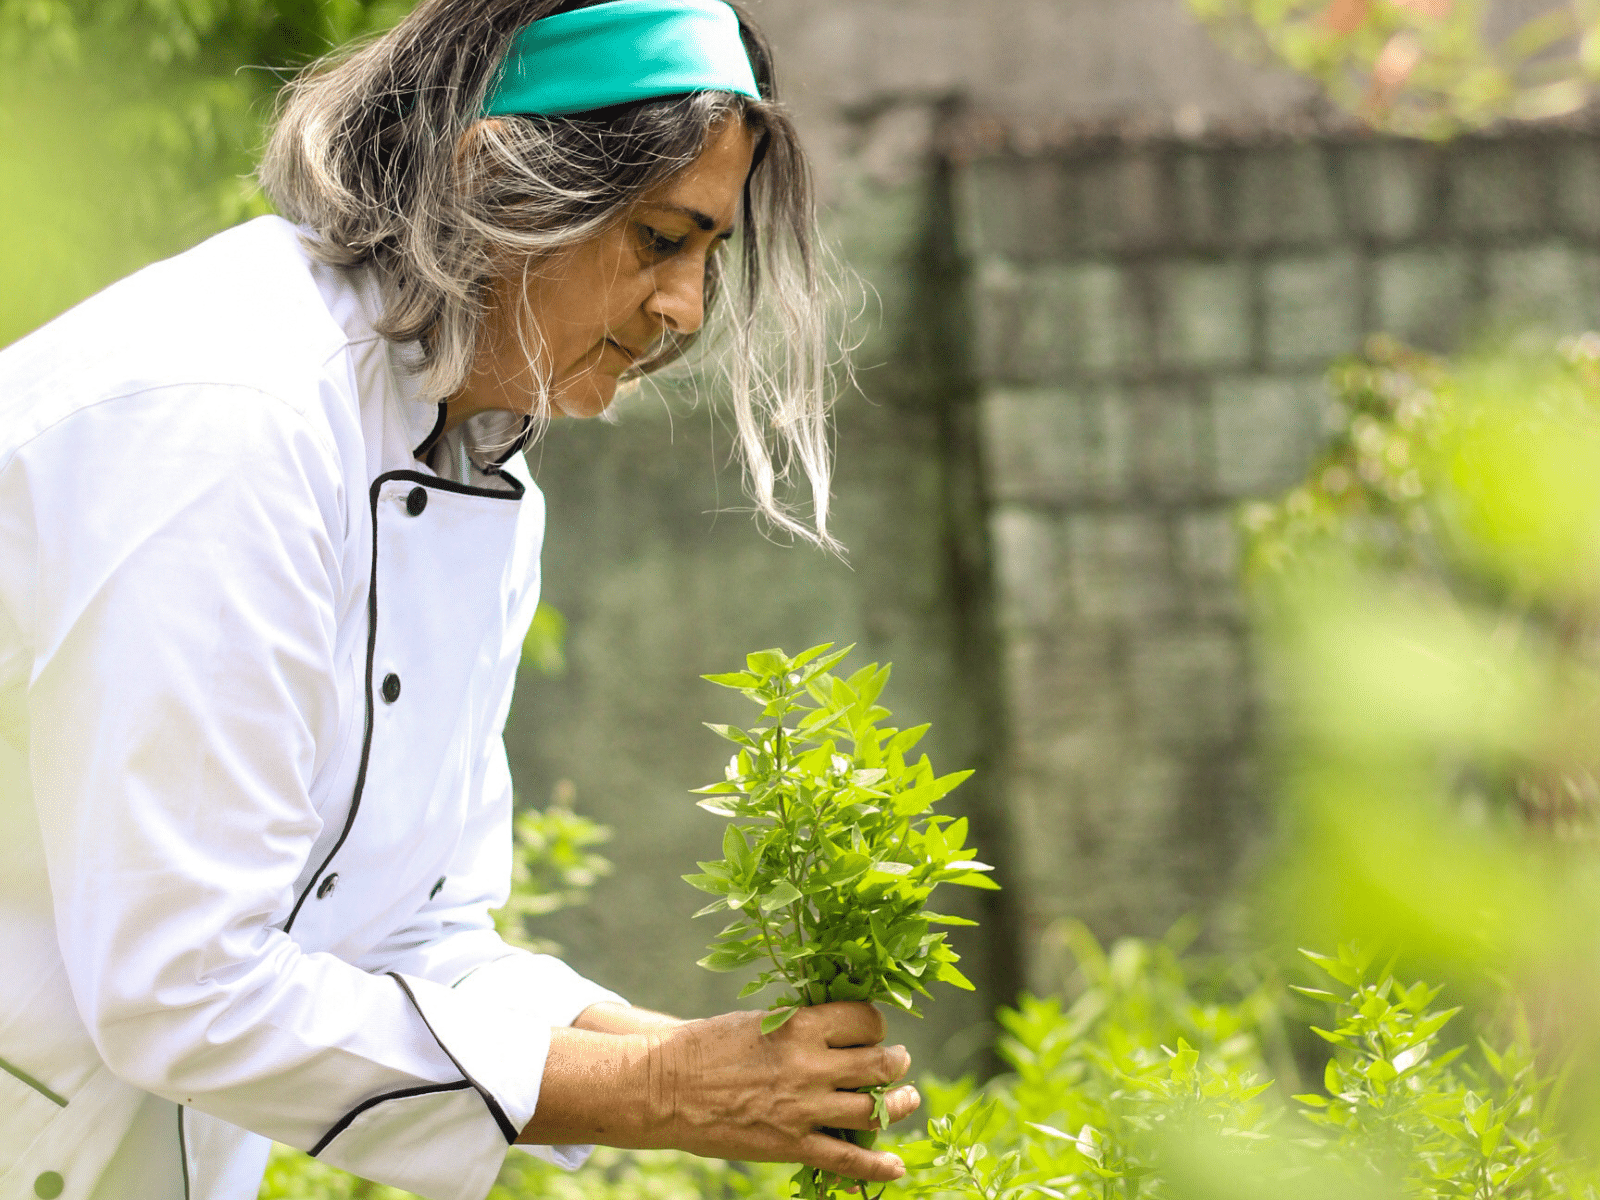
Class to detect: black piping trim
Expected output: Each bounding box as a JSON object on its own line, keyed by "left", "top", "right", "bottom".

{"left": 487, "top": 416, "right": 536, "bottom": 467}
{"left": 283, "top": 468, "right": 525, "bottom": 932}
{"left": 178, "top": 1106, "right": 191, "bottom": 1200}
{"left": 0, "top": 1055, "right": 66, "bottom": 1107}
{"left": 371, "top": 468, "right": 526, "bottom": 502}
{"left": 388, "top": 973, "right": 520, "bottom": 1144}
{"left": 411, "top": 402, "right": 448, "bottom": 460}
{"left": 309, "top": 1081, "right": 473, "bottom": 1157}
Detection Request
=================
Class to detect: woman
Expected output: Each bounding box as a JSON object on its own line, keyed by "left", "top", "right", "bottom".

{"left": 0, "top": 2, "right": 919, "bottom": 1198}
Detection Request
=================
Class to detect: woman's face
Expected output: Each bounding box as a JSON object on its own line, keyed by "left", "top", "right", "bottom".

{"left": 449, "top": 117, "right": 758, "bottom": 427}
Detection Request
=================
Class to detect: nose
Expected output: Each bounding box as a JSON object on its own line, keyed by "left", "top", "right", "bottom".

{"left": 644, "top": 255, "right": 706, "bottom": 337}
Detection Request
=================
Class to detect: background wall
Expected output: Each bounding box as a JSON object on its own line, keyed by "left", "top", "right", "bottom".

{"left": 964, "top": 129, "right": 1600, "bottom": 984}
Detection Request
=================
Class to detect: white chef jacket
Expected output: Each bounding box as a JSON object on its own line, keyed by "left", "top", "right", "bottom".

{"left": 0, "top": 216, "right": 626, "bottom": 1200}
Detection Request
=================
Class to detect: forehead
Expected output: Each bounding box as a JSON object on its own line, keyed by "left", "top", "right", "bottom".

{"left": 639, "top": 120, "right": 757, "bottom": 228}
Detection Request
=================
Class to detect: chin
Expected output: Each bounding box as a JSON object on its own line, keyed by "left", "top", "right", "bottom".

{"left": 551, "top": 375, "right": 620, "bottom": 419}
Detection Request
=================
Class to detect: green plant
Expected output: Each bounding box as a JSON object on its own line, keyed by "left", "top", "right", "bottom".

{"left": 896, "top": 924, "right": 1281, "bottom": 1200}
{"left": 684, "top": 644, "right": 995, "bottom": 1197}
{"left": 521, "top": 603, "right": 569, "bottom": 677}
{"left": 896, "top": 930, "right": 1594, "bottom": 1200}
{"left": 493, "top": 780, "right": 613, "bottom": 956}
{"left": 1293, "top": 944, "right": 1567, "bottom": 1198}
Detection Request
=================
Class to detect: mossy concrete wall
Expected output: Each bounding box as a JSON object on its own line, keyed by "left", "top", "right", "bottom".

{"left": 961, "top": 128, "right": 1600, "bottom": 989}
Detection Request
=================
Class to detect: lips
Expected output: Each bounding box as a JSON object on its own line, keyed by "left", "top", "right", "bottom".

{"left": 604, "top": 338, "right": 645, "bottom": 366}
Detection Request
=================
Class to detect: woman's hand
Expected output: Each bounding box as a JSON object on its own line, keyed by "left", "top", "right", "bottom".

{"left": 518, "top": 1002, "right": 919, "bottom": 1182}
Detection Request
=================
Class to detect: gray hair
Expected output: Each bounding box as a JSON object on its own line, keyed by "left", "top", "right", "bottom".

{"left": 259, "top": 0, "right": 839, "bottom": 548}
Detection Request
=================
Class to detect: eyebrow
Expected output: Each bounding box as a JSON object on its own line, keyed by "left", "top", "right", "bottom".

{"left": 654, "top": 202, "right": 736, "bottom": 239}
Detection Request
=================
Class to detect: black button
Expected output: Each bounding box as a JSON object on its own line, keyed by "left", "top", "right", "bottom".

{"left": 316, "top": 873, "right": 339, "bottom": 900}
{"left": 429, "top": 876, "right": 446, "bottom": 900}
{"left": 381, "top": 673, "right": 401, "bottom": 703}
{"left": 34, "top": 1172, "right": 64, "bottom": 1200}
{"left": 405, "top": 486, "right": 428, "bottom": 516}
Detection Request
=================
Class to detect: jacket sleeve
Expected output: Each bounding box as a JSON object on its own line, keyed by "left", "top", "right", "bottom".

{"left": 17, "top": 385, "right": 557, "bottom": 1200}
{"left": 354, "top": 747, "right": 627, "bottom": 1026}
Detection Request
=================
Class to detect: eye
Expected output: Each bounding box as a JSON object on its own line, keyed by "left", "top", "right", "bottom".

{"left": 638, "top": 224, "right": 686, "bottom": 260}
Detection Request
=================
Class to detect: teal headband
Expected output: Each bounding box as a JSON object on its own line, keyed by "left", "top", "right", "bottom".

{"left": 483, "top": 0, "right": 761, "bottom": 119}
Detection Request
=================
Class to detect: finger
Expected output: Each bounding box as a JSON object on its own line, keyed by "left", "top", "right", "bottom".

{"left": 883, "top": 1083, "right": 921, "bottom": 1126}
{"left": 828, "top": 1045, "right": 910, "bottom": 1090}
{"left": 811, "top": 1001, "right": 887, "bottom": 1048}
{"left": 816, "top": 1084, "right": 921, "bottom": 1131}
{"left": 798, "top": 1131, "right": 905, "bottom": 1183}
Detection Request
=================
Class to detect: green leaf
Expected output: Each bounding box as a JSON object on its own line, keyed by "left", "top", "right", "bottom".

{"left": 828, "top": 975, "right": 873, "bottom": 1001}
{"left": 924, "top": 912, "right": 979, "bottom": 926}
{"left": 761, "top": 1006, "right": 800, "bottom": 1034}
{"left": 788, "top": 643, "right": 837, "bottom": 670}
{"left": 797, "top": 705, "right": 852, "bottom": 735}
{"left": 698, "top": 945, "right": 760, "bottom": 972}
{"left": 946, "top": 871, "right": 1002, "bottom": 890}
{"left": 888, "top": 724, "right": 931, "bottom": 754}
{"left": 943, "top": 816, "right": 969, "bottom": 851}
{"left": 746, "top": 649, "right": 788, "bottom": 676}
{"left": 936, "top": 963, "right": 976, "bottom": 990}
{"left": 796, "top": 645, "right": 853, "bottom": 681}
{"left": 723, "top": 825, "right": 753, "bottom": 875}
{"left": 871, "top": 861, "right": 914, "bottom": 876}
{"left": 883, "top": 985, "right": 915, "bottom": 1011}
{"left": 1302, "top": 948, "right": 1359, "bottom": 988}
{"left": 1289, "top": 985, "right": 1339, "bottom": 1001}
{"left": 760, "top": 881, "right": 803, "bottom": 912}
{"left": 681, "top": 873, "right": 730, "bottom": 895}
{"left": 703, "top": 723, "right": 755, "bottom": 747}
{"left": 817, "top": 853, "right": 872, "bottom": 886}
{"left": 703, "top": 671, "right": 762, "bottom": 689}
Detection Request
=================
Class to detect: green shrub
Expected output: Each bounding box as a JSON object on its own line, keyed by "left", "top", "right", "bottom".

{"left": 894, "top": 930, "right": 1594, "bottom": 1200}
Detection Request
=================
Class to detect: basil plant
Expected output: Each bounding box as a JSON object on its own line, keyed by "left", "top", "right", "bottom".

{"left": 685, "top": 643, "right": 995, "bottom": 1029}
{"left": 685, "top": 645, "right": 995, "bottom": 1197}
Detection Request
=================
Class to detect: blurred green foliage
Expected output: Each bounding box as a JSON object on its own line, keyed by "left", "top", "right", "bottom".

{"left": 0, "top": 0, "right": 411, "bottom": 344}
{"left": 1242, "top": 335, "right": 1600, "bottom": 977}
{"left": 1185, "top": 1, "right": 1600, "bottom": 137}
{"left": 259, "top": 1142, "right": 793, "bottom": 1200}
{"left": 892, "top": 929, "right": 1594, "bottom": 1200}
{"left": 522, "top": 603, "right": 570, "bottom": 677}
{"left": 494, "top": 779, "right": 614, "bottom": 957}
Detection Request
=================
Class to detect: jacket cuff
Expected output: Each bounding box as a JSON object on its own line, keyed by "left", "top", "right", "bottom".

{"left": 446, "top": 951, "right": 627, "bottom": 1168}
{"left": 450, "top": 950, "right": 629, "bottom": 1029}
{"left": 511, "top": 1141, "right": 598, "bottom": 1171}
{"left": 390, "top": 972, "right": 550, "bottom": 1139}
{"left": 311, "top": 970, "right": 564, "bottom": 1200}
{"left": 313, "top": 1083, "right": 512, "bottom": 1200}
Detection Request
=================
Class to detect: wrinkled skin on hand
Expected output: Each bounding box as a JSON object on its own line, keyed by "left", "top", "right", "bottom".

{"left": 519, "top": 1001, "right": 918, "bottom": 1183}
{"left": 648, "top": 1003, "right": 918, "bottom": 1181}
